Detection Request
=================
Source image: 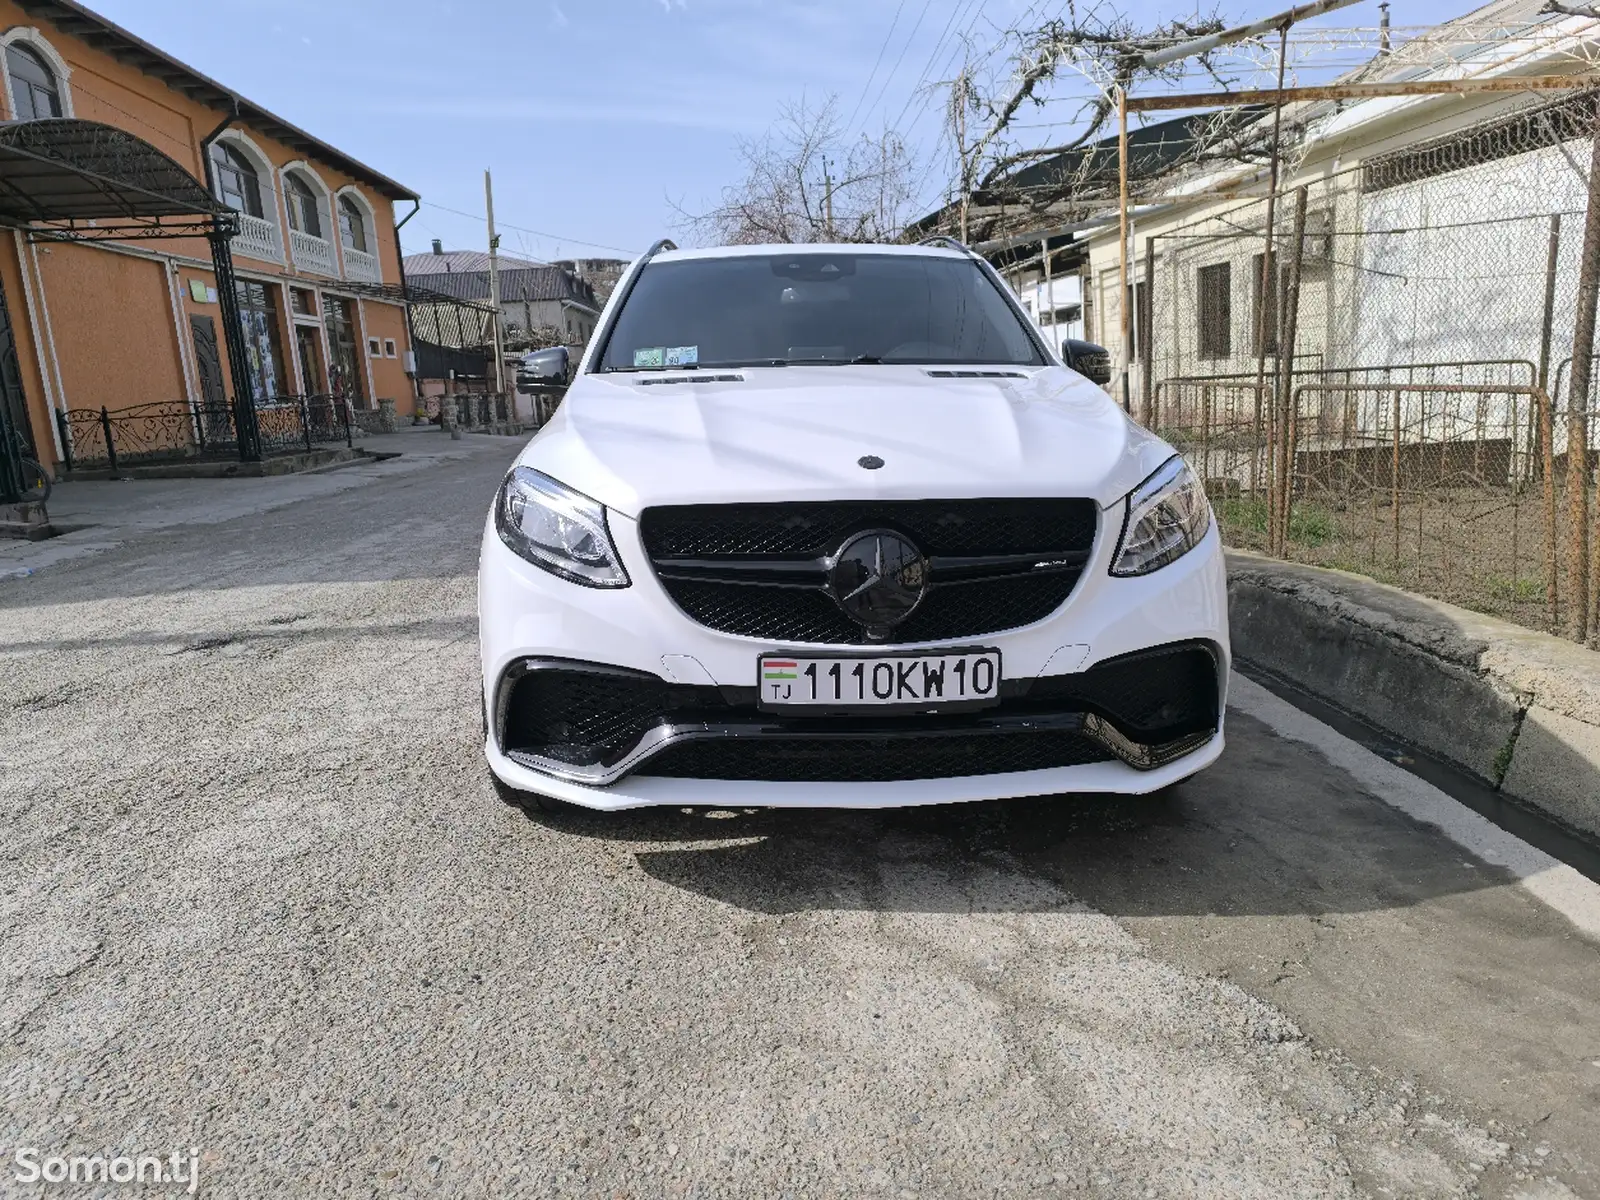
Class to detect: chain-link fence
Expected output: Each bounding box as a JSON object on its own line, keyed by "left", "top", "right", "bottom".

{"left": 1129, "top": 89, "right": 1600, "bottom": 643}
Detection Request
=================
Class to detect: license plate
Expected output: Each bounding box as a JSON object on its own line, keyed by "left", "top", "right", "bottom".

{"left": 758, "top": 651, "right": 1002, "bottom": 710}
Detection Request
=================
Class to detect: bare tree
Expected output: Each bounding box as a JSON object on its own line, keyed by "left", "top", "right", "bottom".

{"left": 941, "top": 0, "right": 1237, "bottom": 242}
{"left": 675, "top": 95, "right": 917, "bottom": 246}
{"left": 504, "top": 324, "right": 568, "bottom": 352}
{"left": 1542, "top": 0, "right": 1600, "bottom": 17}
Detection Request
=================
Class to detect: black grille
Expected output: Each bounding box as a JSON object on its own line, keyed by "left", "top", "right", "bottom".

{"left": 639, "top": 499, "right": 1098, "bottom": 645}
{"left": 658, "top": 572, "right": 1078, "bottom": 645}
{"left": 639, "top": 731, "right": 1113, "bottom": 782}
{"left": 500, "top": 667, "right": 711, "bottom": 767}
{"left": 641, "top": 499, "right": 1096, "bottom": 558}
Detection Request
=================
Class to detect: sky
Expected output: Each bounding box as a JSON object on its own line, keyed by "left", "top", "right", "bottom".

{"left": 93, "top": 0, "right": 1482, "bottom": 264}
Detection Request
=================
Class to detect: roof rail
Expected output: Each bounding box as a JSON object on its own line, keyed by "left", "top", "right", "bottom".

{"left": 917, "top": 235, "right": 973, "bottom": 254}
{"left": 643, "top": 238, "right": 678, "bottom": 259}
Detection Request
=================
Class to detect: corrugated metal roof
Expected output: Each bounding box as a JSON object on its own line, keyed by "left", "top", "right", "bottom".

{"left": 406, "top": 263, "right": 599, "bottom": 310}
{"left": 403, "top": 249, "right": 549, "bottom": 274}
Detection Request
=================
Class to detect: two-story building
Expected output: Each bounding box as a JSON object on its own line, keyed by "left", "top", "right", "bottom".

{"left": 0, "top": 0, "right": 420, "bottom": 482}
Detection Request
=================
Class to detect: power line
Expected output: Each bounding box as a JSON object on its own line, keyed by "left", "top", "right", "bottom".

{"left": 888, "top": 0, "right": 984, "bottom": 137}
{"left": 861, "top": 0, "right": 936, "bottom": 132}
{"left": 419, "top": 201, "right": 637, "bottom": 257}
{"left": 845, "top": 0, "right": 908, "bottom": 137}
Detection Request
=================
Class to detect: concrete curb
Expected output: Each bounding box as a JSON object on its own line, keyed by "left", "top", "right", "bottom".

{"left": 1226, "top": 550, "right": 1600, "bottom": 841}
{"left": 61, "top": 447, "right": 362, "bottom": 482}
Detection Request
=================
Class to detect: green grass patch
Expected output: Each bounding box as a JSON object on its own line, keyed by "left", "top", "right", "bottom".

{"left": 1215, "top": 497, "right": 1334, "bottom": 548}
{"left": 1485, "top": 575, "right": 1544, "bottom": 604}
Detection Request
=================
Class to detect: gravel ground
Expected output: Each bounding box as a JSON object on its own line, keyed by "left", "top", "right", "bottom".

{"left": 2, "top": 439, "right": 1598, "bottom": 1199}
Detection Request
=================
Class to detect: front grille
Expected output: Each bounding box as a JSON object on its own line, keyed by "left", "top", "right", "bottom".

{"left": 639, "top": 731, "right": 1113, "bottom": 782}
{"left": 639, "top": 499, "right": 1098, "bottom": 645}
{"left": 494, "top": 642, "right": 1218, "bottom": 783}
{"left": 641, "top": 499, "right": 1096, "bottom": 558}
{"left": 659, "top": 572, "right": 1079, "bottom": 645}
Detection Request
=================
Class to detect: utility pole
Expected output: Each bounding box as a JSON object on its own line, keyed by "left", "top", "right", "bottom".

{"left": 955, "top": 69, "right": 970, "bottom": 243}
{"left": 485, "top": 168, "right": 505, "bottom": 398}
{"left": 823, "top": 158, "right": 835, "bottom": 239}
{"left": 1116, "top": 84, "right": 1131, "bottom": 412}
{"left": 1041, "top": 235, "right": 1056, "bottom": 357}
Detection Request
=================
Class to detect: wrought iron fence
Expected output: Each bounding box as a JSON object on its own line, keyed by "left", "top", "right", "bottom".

{"left": 58, "top": 396, "right": 353, "bottom": 472}
{"left": 1117, "top": 92, "right": 1600, "bottom": 643}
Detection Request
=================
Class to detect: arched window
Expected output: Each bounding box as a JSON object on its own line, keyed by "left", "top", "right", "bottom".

{"left": 211, "top": 143, "right": 264, "bottom": 218}
{"left": 284, "top": 171, "right": 322, "bottom": 238}
{"left": 6, "top": 43, "right": 61, "bottom": 120}
{"left": 337, "top": 195, "right": 368, "bottom": 253}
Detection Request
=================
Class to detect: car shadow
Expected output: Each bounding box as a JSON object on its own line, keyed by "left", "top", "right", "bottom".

{"left": 509, "top": 711, "right": 1516, "bottom": 920}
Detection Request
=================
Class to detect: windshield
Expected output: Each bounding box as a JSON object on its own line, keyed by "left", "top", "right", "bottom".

{"left": 596, "top": 252, "right": 1045, "bottom": 371}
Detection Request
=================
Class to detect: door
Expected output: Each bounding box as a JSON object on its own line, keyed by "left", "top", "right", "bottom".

{"left": 322, "top": 296, "right": 365, "bottom": 408}
{"left": 295, "top": 324, "right": 325, "bottom": 395}
{"left": 295, "top": 323, "right": 333, "bottom": 439}
{"left": 190, "top": 314, "right": 231, "bottom": 445}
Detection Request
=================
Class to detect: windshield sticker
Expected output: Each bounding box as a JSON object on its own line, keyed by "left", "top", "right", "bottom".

{"left": 664, "top": 345, "right": 699, "bottom": 366}
{"left": 633, "top": 346, "right": 665, "bottom": 368}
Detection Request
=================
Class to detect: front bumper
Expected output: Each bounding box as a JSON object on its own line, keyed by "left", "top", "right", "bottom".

{"left": 479, "top": 507, "right": 1230, "bottom": 810}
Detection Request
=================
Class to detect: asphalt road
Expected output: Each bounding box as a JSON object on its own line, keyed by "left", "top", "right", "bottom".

{"left": 3, "top": 436, "right": 1599, "bottom": 1200}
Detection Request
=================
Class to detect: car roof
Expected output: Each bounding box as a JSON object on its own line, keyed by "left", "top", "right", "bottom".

{"left": 651, "top": 243, "right": 971, "bottom": 264}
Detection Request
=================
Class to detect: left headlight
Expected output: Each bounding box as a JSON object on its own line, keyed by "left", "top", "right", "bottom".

{"left": 494, "top": 467, "right": 630, "bottom": 588}
{"left": 1109, "top": 456, "right": 1212, "bottom": 577}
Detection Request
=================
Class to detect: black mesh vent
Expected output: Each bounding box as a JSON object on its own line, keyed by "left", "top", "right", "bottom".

{"left": 659, "top": 572, "right": 1081, "bottom": 644}
{"left": 640, "top": 499, "right": 1097, "bottom": 559}
{"left": 639, "top": 731, "right": 1113, "bottom": 782}
{"left": 1031, "top": 644, "right": 1218, "bottom": 741}
{"left": 639, "top": 499, "right": 1098, "bottom": 645}
{"left": 500, "top": 669, "right": 711, "bottom": 767}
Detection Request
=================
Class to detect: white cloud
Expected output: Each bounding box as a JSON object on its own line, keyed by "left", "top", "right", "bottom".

{"left": 657, "top": 0, "right": 686, "bottom": 10}
{"left": 550, "top": 1, "right": 569, "bottom": 27}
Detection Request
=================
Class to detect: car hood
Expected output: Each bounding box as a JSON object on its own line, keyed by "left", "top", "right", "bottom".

{"left": 517, "top": 365, "right": 1177, "bottom": 515}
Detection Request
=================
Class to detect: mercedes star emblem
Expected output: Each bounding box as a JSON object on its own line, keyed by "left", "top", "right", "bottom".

{"left": 828, "top": 530, "right": 927, "bottom": 636}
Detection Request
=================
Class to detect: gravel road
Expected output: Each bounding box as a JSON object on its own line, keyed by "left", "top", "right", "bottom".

{"left": 3, "top": 436, "right": 1598, "bottom": 1199}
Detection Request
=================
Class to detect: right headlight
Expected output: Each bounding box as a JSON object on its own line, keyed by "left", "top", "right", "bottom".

{"left": 1109, "top": 455, "right": 1212, "bottom": 577}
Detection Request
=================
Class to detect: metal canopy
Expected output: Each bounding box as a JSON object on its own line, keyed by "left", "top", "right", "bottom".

{"left": 0, "top": 118, "right": 226, "bottom": 230}
{"left": 0, "top": 118, "right": 263, "bottom": 473}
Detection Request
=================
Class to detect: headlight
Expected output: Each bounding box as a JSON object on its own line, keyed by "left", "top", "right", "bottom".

{"left": 494, "top": 467, "right": 629, "bottom": 588}
{"left": 1109, "top": 456, "right": 1211, "bottom": 577}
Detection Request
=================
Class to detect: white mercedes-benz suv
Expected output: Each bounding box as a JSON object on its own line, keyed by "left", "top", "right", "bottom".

{"left": 479, "top": 239, "right": 1228, "bottom": 812}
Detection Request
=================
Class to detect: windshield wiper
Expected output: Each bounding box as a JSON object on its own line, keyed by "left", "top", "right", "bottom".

{"left": 775, "top": 355, "right": 883, "bottom": 366}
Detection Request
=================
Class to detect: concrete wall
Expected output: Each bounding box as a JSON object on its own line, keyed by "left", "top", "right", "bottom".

{"left": 1228, "top": 550, "right": 1600, "bottom": 840}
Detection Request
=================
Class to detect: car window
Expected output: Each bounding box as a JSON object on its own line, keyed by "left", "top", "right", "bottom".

{"left": 596, "top": 253, "right": 1044, "bottom": 371}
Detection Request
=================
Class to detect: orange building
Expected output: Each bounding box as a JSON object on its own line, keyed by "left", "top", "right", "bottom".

{"left": 0, "top": 0, "right": 420, "bottom": 484}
